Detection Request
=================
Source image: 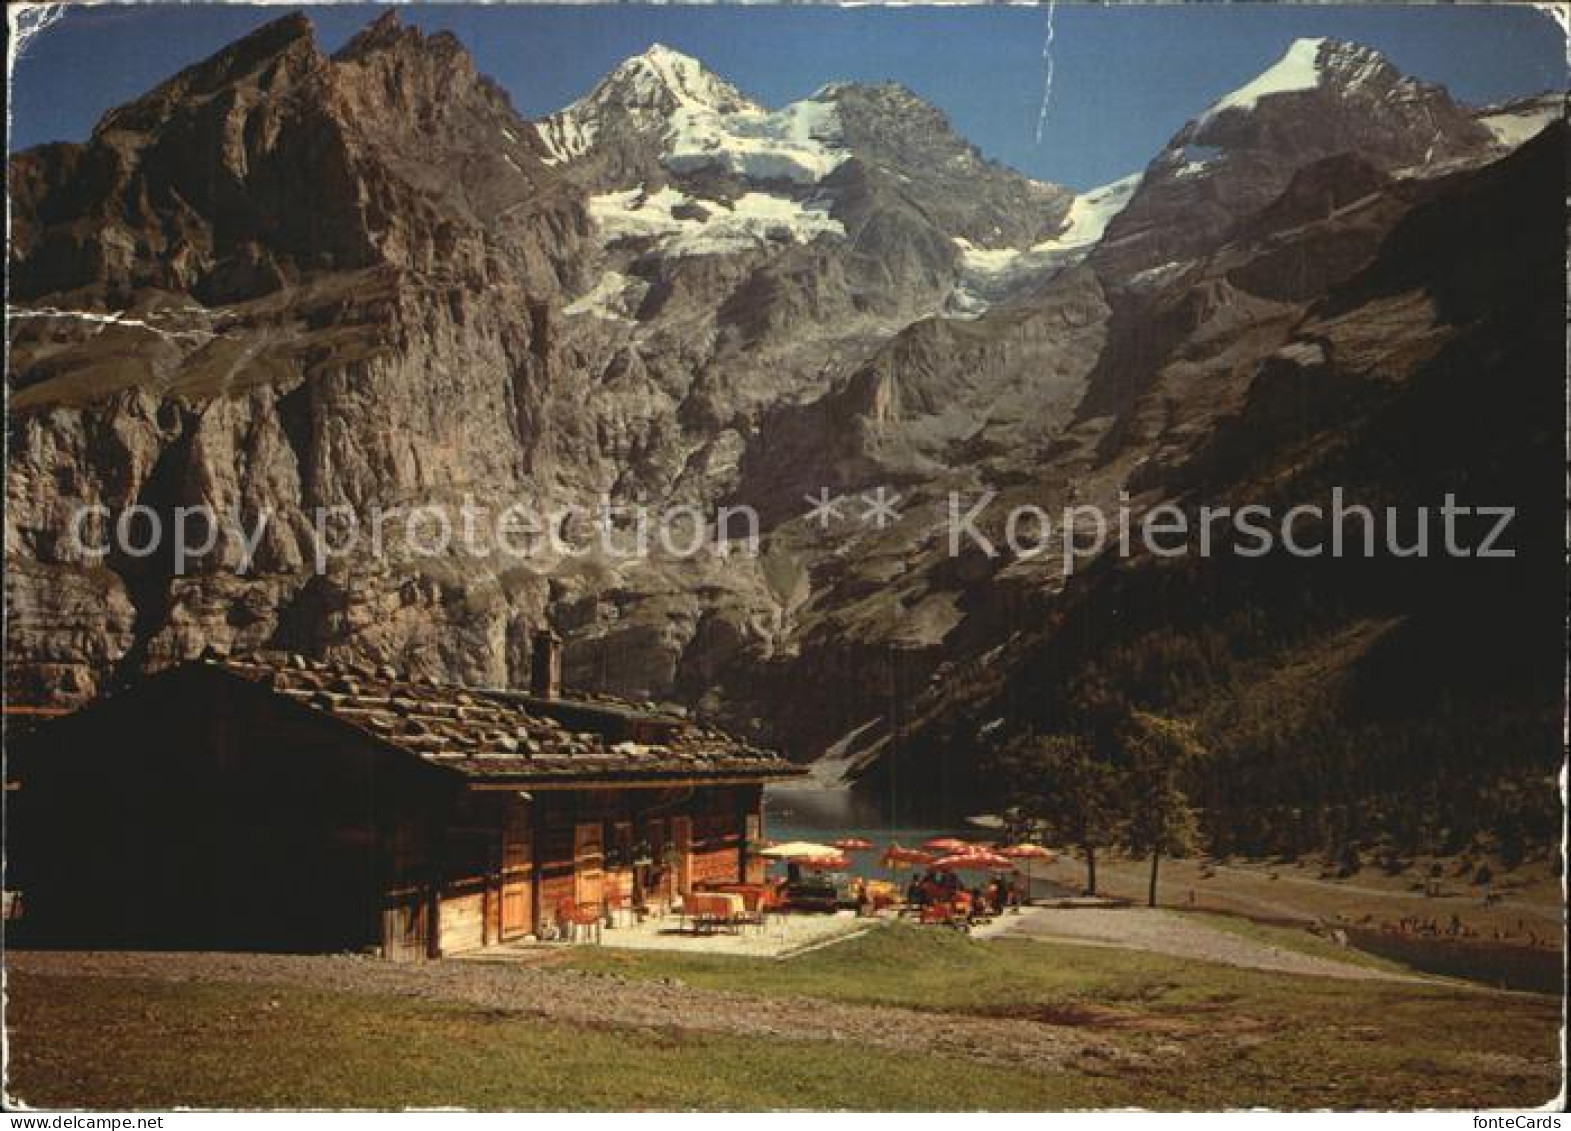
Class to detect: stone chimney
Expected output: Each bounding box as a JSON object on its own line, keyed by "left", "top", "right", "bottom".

{"left": 530, "top": 631, "right": 562, "bottom": 699}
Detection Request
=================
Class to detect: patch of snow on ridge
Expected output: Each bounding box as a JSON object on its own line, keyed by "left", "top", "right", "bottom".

{"left": 1054, "top": 173, "right": 1143, "bottom": 248}
{"left": 667, "top": 191, "right": 844, "bottom": 255}
{"left": 1198, "top": 37, "right": 1327, "bottom": 128}
{"left": 1165, "top": 143, "right": 1224, "bottom": 180}
{"left": 950, "top": 173, "right": 1141, "bottom": 315}
{"left": 1477, "top": 100, "right": 1563, "bottom": 149}
{"left": 589, "top": 185, "right": 694, "bottom": 242}
{"left": 564, "top": 271, "right": 646, "bottom": 321}
{"left": 589, "top": 184, "right": 844, "bottom": 257}
{"left": 665, "top": 95, "right": 848, "bottom": 184}
{"left": 1126, "top": 260, "right": 1192, "bottom": 290}
{"left": 537, "top": 114, "right": 598, "bottom": 166}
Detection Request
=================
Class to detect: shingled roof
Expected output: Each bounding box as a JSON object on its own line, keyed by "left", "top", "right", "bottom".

{"left": 210, "top": 652, "right": 802, "bottom": 787}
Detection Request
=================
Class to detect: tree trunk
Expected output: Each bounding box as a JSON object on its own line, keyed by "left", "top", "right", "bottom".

{"left": 1084, "top": 843, "right": 1098, "bottom": 896}
{"left": 1148, "top": 849, "right": 1160, "bottom": 907}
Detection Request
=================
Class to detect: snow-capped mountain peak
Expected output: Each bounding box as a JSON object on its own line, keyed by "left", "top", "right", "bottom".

{"left": 535, "top": 44, "right": 761, "bottom": 165}
{"left": 1103, "top": 36, "right": 1494, "bottom": 278}
{"left": 1173, "top": 34, "right": 1488, "bottom": 170}
{"left": 1198, "top": 37, "right": 1329, "bottom": 127}
{"left": 536, "top": 46, "right": 850, "bottom": 183}
{"left": 1195, "top": 38, "right": 1432, "bottom": 135}
{"left": 602, "top": 43, "right": 760, "bottom": 114}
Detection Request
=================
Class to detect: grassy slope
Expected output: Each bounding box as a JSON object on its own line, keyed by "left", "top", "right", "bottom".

{"left": 6, "top": 974, "right": 1102, "bottom": 1112}
{"left": 10, "top": 926, "right": 1555, "bottom": 1110}
{"left": 563, "top": 926, "right": 1561, "bottom": 1108}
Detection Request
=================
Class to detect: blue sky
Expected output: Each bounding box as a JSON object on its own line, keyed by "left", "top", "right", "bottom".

{"left": 10, "top": 3, "right": 1566, "bottom": 190}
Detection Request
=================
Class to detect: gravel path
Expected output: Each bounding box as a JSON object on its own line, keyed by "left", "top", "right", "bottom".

{"left": 999, "top": 907, "right": 1424, "bottom": 982}
{"left": 9, "top": 949, "right": 1125, "bottom": 1073}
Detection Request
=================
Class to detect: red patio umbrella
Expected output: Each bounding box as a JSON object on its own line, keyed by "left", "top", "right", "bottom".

{"left": 881, "top": 844, "right": 937, "bottom": 868}
{"left": 802, "top": 854, "right": 850, "bottom": 870}
{"left": 922, "top": 837, "right": 975, "bottom": 854}
{"left": 927, "top": 853, "right": 1016, "bottom": 919}
{"left": 998, "top": 844, "right": 1056, "bottom": 860}
{"left": 998, "top": 843, "right": 1056, "bottom": 907}
{"left": 999, "top": 841, "right": 1049, "bottom": 860}
{"left": 759, "top": 841, "right": 839, "bottom": 860}
{"left": 931, "top": 852, "right": 1016, "bottom": 872}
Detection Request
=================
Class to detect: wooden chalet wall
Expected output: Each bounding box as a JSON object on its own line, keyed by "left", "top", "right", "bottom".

{"left": 10, "top": 667, "right": 769, "bottom": 959}
{"left": 687, "top": 788, "right": 753, "bottom": 888}
{"left": 9, "top": 666, "right": 453, "bottom": 955}
{"left": 522, "top": 783, "right": 762, "bottom": 939}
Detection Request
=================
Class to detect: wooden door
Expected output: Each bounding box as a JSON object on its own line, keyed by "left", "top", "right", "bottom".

{"left": 382, "top": 818, "right": 432, "bottom": 960}
{"left": 573, "top": 822, "right": 604, "bottom": 907}
{"left": 381, "top": 898, "right": 428, "bottom": 962}
{"left": 501, "top": 803, "right": 533, "bottom": 940}
{"left": 484, "top": 884, "right": 501, "bottom": 945}
{"left": 671, "top": 815, "right": 693, "bottom": 895}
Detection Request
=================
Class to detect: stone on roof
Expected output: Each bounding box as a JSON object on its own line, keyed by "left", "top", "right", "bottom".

{"left": 208, "top": 652, "right": 799, "bottom": 785}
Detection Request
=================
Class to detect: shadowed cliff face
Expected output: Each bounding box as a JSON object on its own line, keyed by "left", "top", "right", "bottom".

{"left": 6, "top": 10, "right": 1561, "bottom": 811}
{"left": 1093, "top": 38, "right": 1494, "bottom": 281}
{"left": 856, "top": 128, "right": 1567, "bottom": 843}
{"left": 7, "top": 11, "right": 586, "bottom": 703}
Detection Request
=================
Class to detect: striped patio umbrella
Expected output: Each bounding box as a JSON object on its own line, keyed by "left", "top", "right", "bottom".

{"left": 998, "top": 843, "right": 1056, "bottom": 907}
{"left": 881, "top": 844, "right": 937, "bottom": 868}
{"left": 759, "top": 841, "right": 841, "bottom": 860}
{"left": 921, "top": 837, "right": 975, "bottom": 854}
{"left": 930, "top": 852, "right": 1016, "bottom": 872}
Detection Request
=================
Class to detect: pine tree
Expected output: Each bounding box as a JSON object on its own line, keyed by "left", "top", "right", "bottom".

{"left": 1120, "top": 711, "right": 1205, "bottom": 907}
{"left": 999, "top": 732, "right": 1121, "bottom": 896}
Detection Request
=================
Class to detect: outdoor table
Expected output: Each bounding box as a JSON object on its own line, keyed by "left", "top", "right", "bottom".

{"left": 683, "top": 891, "right": 745, "bottom": 934}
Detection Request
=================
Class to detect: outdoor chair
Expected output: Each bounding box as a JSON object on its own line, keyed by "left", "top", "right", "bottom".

{"left": 556, "top": 897, "right": 603, "bottom": 944}
{"left": 867, "top": 889, "right": 897, "bottom": 915}
{"left": 734, "top": 886, "right": 772, "bottom": 932}
{"left": 919, "top": 901, "right": 966, "bottom": 929}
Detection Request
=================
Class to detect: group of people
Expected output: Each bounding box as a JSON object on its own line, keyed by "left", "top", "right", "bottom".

{"left": 905, "top": 869, "right": 1019, "bottom": 919}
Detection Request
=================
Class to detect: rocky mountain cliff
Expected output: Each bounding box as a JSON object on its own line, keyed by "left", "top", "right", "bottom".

{"left": 874, "top": 126, "right": 1566, "bottom": 851}
{"left": 1096, "top": 37, "right": 1494, "bottom": 278}
{"left": 9, "top": 12, "right": 588, "bottom": 701}
{"left": 7, "top": 15, "right": 1564, "bottom": 839}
